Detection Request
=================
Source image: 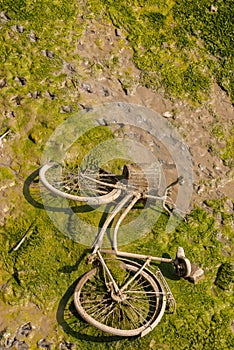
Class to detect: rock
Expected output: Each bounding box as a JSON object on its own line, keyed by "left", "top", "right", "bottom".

{"left": 10, "top": 95, "right": 23, "bottom": 105}
{"left": 163, "top": 111, "right": 174, "bottom": 118}
{"left": 15, "top": 76, "right": 27, "bottom": 86}
{"left": 44, "top": 90, "right": 56, "bottom": 100}
{"left": 0, "top": 11, "right": 11, "bottom": 23}
{"left": 5, "top": 110, "right": 15, "bottom": 118}
{"left": 41, "top": 49, "right": 55, "bottom": 59}
{"left": 0, "top": 78, "right": 7, "bottom": 88}
{"left": 12, "top": 339, "right": 29, "bottom": 350}
{"left": 60, "top": 105, "right": 73, "bottom": 113}
{"left": 210, "top": 5, "right": 218, "bottom": 12}
{"left": 196, "top": 184, "right": 205, "bottom": 194}
{"left": 37, "top": 338, "right": 52, "bottom": 349}
{"left": 12, "top": 24, "right": 25, "bottom": 33}
{"left": 28, "top": 30, "right": 39, "bottom": 42}
{"left": 27, "top": 91, "right": 40, "bottom": 99}
{"left": 59, "top": 340, "right": 76, "bottom": 350}
{"left": 80, "top": 82, "right": 93, "bottom": 93}
{"left": 18, "top": 322, "right": 33, "bottom": 337}
{"left": 102, "top": 87, "right": 110, "bottom": 97}
{"left": 115, "top": 28, "right": 122, "bottom": 37}
{"left": 187, "top": 264, "right": 204, "bottom": 284}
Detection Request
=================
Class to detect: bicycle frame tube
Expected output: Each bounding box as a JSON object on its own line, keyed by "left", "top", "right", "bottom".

{"left": 99, "top": 249, "right": 173, "bottom": 263}
{"left": 92, "top": 193, "right": 135, "bottom": 253}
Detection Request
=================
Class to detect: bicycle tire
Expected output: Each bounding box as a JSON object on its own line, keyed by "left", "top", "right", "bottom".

{"left": 74, "top": 261, "right": 166, "bottom": 337}
{"left": 39, "top": 162, "right": 122, "bottom": 205}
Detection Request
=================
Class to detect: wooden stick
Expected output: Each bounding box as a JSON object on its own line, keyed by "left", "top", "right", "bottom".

{"left": 0, "top": 129, "right": 10, "bottom": 141}
{"left": 12, "top": 221, "right": 36, "bottom": 252}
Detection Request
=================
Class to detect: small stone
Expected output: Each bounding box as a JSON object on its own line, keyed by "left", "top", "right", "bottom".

{"left": 196, "top": 184, "right": 205, "bottom": 194}
{"left": 12, "top": 339, "right": 29, "bottom": 350}
{"left": 0, "top": 78, "right": 7, "bottom": 88}
{"left": 10, "top": 95, "right": 23, "bottom": 105}
{"left": 0, "top": 11, "right": 11, "bottom": 23}
{"left": 15, "top": 76, "right": 27, "bottom": 86}
{"left": 115, "top": 28, "right": 122, "bottom": 37}
{"left": 80, "top": 82, "right": 93, "bottom": 93}
{"left": 163, "top": 111, "right": 174, "bottom": 118}
{"left": 59, "top": 340, "right": 76, "bottom": 350}
{"left": 18, "top": 322, "right": 33, "bottom": 337}
{"left": 41, "top": 49, "right": 54, "bottom": 58}
{"left": 28, "top": 30, "right": 39, "bottom": 42}
{"left": 27, "top": 91, "right": 40, "bottom": 99}
{"left": 102, "top": 87, "right": 110, "bottom": 97}
{"left": 187, "top": 264, "right": 204, "bottom": 284}
{"left": 5, "top": 110, "right": 15, "bottom": 118}
{"left": 12, "top": 24, "right": 25, "bottom": 33}
{"left": 60, "top": 105, "right": 73, "bottom": 113}
{"left": 37, "top": 338, "right": 52, "bottom": 350}
{"left": 210, "top": 5, "right": 218, "bottom": 12}
{"left": 44, "top": 90, "right": 56, "bottom": 100}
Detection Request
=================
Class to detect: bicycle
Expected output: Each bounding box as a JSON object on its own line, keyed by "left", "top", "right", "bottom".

{"left": 39, "top": 161, "right": 192, "bottom": 337}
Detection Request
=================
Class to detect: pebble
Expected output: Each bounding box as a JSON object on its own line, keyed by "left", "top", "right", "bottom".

{"left": 115, "top": 28, "right": 122, "bottom": 37}
{"left": 80, "top": 82, "right": 93, "bottom": 93}
{"left": 41, "top": 49, "right": 55, "bottom": 59}
{"left": 15, "top": 76, "right": 27, "bottom": 86}
{"left": 10, "top": 95, "right": 23, "bottom": 105}
{"left": 210, "top": 5, "right": 218, "bottom": 12}
{"left": 0, "top": 11, "right": 11, "bottom": 23}
{"left": 28, "top": 30, "right": 39, "bottom": 42}
{"left": 102, "top": 87, "right": 110, "bottom": 97}
{"left": 59, "top": 340, "right": 76, "bottom": 350}
{"left": 4, "top": 110, "right": 15, "bottom": 118}
{"left": 18, "top": 322, "right": 33, "bottom": 337}
{"left": 12, "top": 339, "right": 29, "bottom": 350}
{"left": 12, "top": 24, "right": 25, "bottom": 33}
{"left": 163, "top": 111, "right": 174, "bottom": 118}
{"left": 60, "top": 105, "right": 73, "bottom": 113}
{"left": 44, "top": 90, "right": 56, "bottom": 100}
{"left": 187, "top": 264, "right": 204, "bottom": 284}
{"left": 0, "top": 78, "right": 7, "bottom": 88}
{"left": 37, "top": 339, "right": 52, "bottom": 350}
{"left": 196, "top": 184, "right": 205, "bottom": 194}
{"left": 27, "top": 91, "right": 40, "bottom": 99}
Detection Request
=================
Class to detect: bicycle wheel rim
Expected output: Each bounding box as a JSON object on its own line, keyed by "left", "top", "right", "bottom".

{"left": 39, "top": 162, "right": 122, "bottom": 205}
{"left": 74, "top": 262, "right": 166, "bottom": 337}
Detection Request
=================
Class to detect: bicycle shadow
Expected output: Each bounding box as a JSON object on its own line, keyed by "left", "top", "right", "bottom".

{"left": 158, "top": 253, "right": 180, "bottom": 281}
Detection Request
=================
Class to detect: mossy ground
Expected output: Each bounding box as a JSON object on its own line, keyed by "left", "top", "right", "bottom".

{"left": 0, "top": 0, "right": 233, "bottom": 349}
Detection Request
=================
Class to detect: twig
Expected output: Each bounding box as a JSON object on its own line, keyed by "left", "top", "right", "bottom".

{"left": 0, "top": 129, "right": 10, "bottom": 141}
{"left": 11, "top": 221, "right": 36, "bottom": 252}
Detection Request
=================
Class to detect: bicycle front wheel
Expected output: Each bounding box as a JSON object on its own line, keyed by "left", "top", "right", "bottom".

{"left": 74, "top": 261, "right": 166, "bottom": 337}
{"left": 39, "top": 162, "right": 122, "bottom": 205}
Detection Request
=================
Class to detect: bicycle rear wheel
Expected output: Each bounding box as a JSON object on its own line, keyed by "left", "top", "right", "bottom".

{"left": 39, "top": 162, "right": 122, "bottom": 205}
{"left": 74, "top": 260, "right": 166, "bottom": 337}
